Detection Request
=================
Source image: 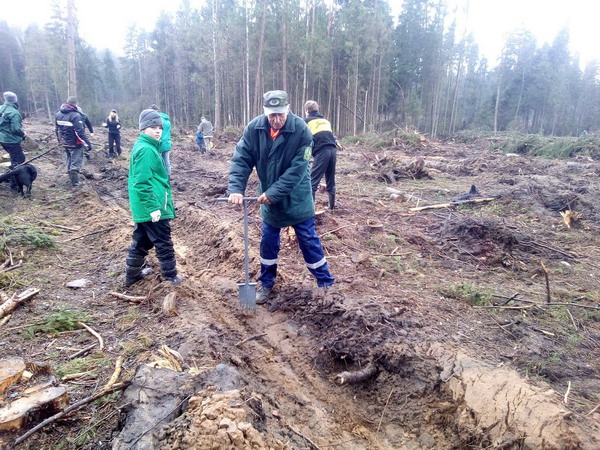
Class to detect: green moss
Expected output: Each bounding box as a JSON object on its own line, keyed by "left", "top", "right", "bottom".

{"left": 442, "top": 282, "right": 492, "bottom": 306}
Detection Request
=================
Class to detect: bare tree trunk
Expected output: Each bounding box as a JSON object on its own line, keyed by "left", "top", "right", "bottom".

{"left": 245, "top": 0, "right": 250, "bottom": 123}
{"left": 253, "top": 1, "right": 267, "bottom": 116}
{"left": 282, "top": 0, "right": 288, "bottom": 93}
{"left": 352, "top": 46, "right": 359, "bottom": 135}
{"left": 212, "top": 0, "right": 221, "bottom": 131}
{"left": 66, "top": 0, "right": 77, "bottom": 97}
{"left": 494, "top": 83, "right": 501, "bottom": 135}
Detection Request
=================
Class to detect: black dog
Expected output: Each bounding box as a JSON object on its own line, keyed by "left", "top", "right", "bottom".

{"left": 0, "top": 164, "right": 38, "bottom": 198}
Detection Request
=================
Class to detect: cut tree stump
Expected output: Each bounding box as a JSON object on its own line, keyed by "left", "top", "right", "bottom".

{"left": 0, "top": 357, "right": 26, "bottom": 394}
{"left": 0, "top": 386, "right": 68, "bottom": 431}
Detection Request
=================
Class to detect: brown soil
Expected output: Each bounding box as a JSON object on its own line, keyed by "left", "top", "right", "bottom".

{"left": 1, "top": 121, "right": 599, "bottom": 449}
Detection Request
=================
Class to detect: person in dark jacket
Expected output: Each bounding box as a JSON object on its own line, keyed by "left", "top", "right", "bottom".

{"left": 124, "top": 109, "right": 182, "bottom": 287}
{"left": 77, "top": 106, "right": 94, "bottom": 160}
{"left": 0, "top": 91, "right": 27, "bottom": 179}
{"left": 55, "top": 96, "right": 92, "bottom": 186}
{"left": 102, "top": 109, "right": 122, "bottom": 158}
{"left": 227, "top": 90, "right": 334, "bottom": 305}
{"left": 304, "top": 100, "right": 338, "bottom": 210}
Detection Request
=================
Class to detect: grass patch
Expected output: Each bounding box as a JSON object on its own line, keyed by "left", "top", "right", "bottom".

{"left": 442, "top": 281, "right": 492, "bottom": 306}
{"left": 57, "top": 352, "right": 111, "bottom": 379}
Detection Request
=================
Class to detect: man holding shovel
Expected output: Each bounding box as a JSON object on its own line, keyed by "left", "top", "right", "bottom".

{"left": 227, "top": 90, "right": 334, "bottom": 305}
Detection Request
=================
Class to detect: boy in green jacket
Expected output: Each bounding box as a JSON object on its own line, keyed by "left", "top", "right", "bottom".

{"left": 125, "top": 109, "right": 182, "bottom": 286}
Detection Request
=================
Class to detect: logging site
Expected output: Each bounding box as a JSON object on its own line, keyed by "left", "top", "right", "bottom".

{"left": 1, "top": 121, "right": 599, "bottom": 449}
{"left": 2, "top": 0, "right": 600, "bottom": 448}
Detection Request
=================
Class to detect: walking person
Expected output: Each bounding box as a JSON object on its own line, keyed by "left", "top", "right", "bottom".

{"left": 304, "top": 100, "right": 338, "bottom": 210}
{"left": 149, "top": 104, "right": 172, "bottom": 175}
{"left": 55, "top": 96, "right": 92, "bottom": 187}
{"left": 102, "top": 109, "right": 122, "bottom": 158}
{"left": 195, "top": 127, "right": 204, "bottom": 153}
{"left": 227, "top": 90, "right": 334, "bottom": 306}
{"left": 125, "top": 108, "right": 182, "bottom": 287}
{"left": 0, "top": 91, "right": 27, "bottom": 191}
{"left": 198, "top": 116, "right": 213, "bottom": 153}
{"left": 77, "top": 106, "right": 94, "bottom": 160}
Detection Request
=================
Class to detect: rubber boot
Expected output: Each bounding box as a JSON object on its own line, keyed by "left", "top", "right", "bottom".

{"left": 125, "top": 256, "right": 154, "bottom": 286}
{"left": 327, "top": 192, "right": 336, "bottom": 210}
{"left": 69, "top": 170, "right": 80, "bottom": 186}
{"left": 159, "top": 257, "right": 180, "bottom": 284}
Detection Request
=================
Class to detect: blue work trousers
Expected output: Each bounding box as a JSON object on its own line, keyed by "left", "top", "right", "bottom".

{"left": 259, "top": 217, "right": 334, "bottom": 288}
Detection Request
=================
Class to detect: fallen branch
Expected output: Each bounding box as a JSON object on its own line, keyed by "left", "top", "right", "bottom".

{"left": 39, "top": 221, "right": 80, "bottom": 232}
{"left": 108, "top": 291, "right": 147, "bottom": 302}
{"left": 14, "top": 382, "right": 130, "bottom": 446}
{"left": 563, "top": 381, "right": 572, "bottom": 405}
{"left": 61, "top": 226, "right": 116, "bottom": 243}
{"left": 0, "top": 263, "right": 22, "bottom": 273}
{"left": 588, "top": 403, "right": 600, "bottom": 416}
{"left": 376, "top": 388, "right": 394, "bottom": 433}
{"left": 286, "top": 423, "right": 321, "bottom": 450}
{"left": 540, "top": 262, "right": 551, "bottom": 304}
{"left": 319, "top": 223, "right": 357, "bottom": 238}
{"left": 103, "top": 356, "right": 124, "bottom": 391}
{"left": 334, "top": 364, "right": 378, "bottom": 385}
{"left": 79, "top": 322, "right": 104, "bottom": 350}
{"left": 0, "top": 314, "right": 11, "bottom": 326}
{"left": 62, "top": 370, "right": 96, "bottom": 381}
{"left": 235, "top": 333, "right": 267, "bottom": 347}
{"left": 520, "top": 240, "right": 578, "bottom": 259}
{"left": 410, "top": 197, "right": 496, "bottom": 212}
{"left": 69, "top": 343, "right": 97, "bottom": 360}
{"left": 0, "top": 288, "right": 40, "bottom": 318}
{"left": 505, "top": 298, "right": 600, "bottom": 311}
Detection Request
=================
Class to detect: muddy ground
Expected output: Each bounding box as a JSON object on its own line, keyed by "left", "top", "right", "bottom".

{"left": 1, "top": 120, "right": 599, "bottom": 449}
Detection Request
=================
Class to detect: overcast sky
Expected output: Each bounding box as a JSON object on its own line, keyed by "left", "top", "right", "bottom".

{"left": 4, "top": 0, "right": 600, "bottom": 67}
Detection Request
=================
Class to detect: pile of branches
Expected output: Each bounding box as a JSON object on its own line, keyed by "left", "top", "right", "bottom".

{"left": 373, "top": 156, "right": 431, "bottom": 183}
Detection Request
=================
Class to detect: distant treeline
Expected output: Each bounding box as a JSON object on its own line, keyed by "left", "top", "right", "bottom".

{"left": 0, "top": 0, "right": 598, "bottom": 138}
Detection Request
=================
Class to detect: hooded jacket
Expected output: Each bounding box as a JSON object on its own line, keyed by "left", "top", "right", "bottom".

{"left": 0, "top": 101, "right": 25, "bottom": 144}
{"left": 55, "top": 103, "right": 91, "bottom": 148}
{"left": 128, "top": 133, "right": 176, "bottom": 223}
{"left": 228, "top": 112, "right": 314, "bottom": 228}
{"left": 158, "top": 112, "right": 171, "bottom": 152}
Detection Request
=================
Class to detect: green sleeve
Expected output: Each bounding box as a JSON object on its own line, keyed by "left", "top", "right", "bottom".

{"left": 228, "top": 128, "right": 256, "bottom": 195}
{"left": 131, "top": 148, "right": 161, "bottom": 213}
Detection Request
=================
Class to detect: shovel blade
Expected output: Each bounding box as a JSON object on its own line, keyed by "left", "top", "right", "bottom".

{"left": 237, "top": 282, "right": 257, "bottom": 312}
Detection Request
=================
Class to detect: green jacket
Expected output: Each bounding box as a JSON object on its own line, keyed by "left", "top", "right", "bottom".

{"left": 158, "top": 112, "right": 171, "bottom": 152}
{"left": 228, "top": 112, "right": 314, "bottom": 228}
{"left": 0, "top": 102, "right": 25, "bottom": 144}
{"left": 128, "top": 133, "right": 175, "bottom": 223}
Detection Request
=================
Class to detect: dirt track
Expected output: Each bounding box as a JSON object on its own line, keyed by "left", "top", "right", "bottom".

{"left": 1, "top": 121, "right": 599, "bottom": 449}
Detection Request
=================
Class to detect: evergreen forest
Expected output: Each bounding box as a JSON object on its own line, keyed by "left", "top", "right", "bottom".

{"left": 0, "top": 0, "right": 599, "bottom": 138}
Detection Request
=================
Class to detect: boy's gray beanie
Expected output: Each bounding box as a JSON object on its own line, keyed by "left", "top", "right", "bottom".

{"left": 3, "top": 91, "right": 18, "bottom": 103}
{"left": 139, "top": 109, "right": 163, "bottom": 130}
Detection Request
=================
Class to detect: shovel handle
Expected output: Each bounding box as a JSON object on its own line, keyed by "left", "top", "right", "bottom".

{"left": 215, "top": 197, "right": 259, "bottom": 202}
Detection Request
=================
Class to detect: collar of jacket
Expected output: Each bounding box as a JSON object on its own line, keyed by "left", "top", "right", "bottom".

{"left": 138, "top": 132, "right": 161, "bottom": 149}
{"left": 255, "top": 112, "right": 297, "bottom": 134}
{"left": 306, "top": 111, "right": 323, "bottom": 122}
{"left": 2, "top": 101, "right": 17, "bottom": 109}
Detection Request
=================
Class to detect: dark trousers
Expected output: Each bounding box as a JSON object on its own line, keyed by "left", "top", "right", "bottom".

{"left": 1, "top": 142, "right": 26, "bottom": 168}
{"left": 108, "top": 133, "right": 121, "bottom": 156}
{"left": 259, "top": 217, "right": 334, "bottom": 288}
{"left": 311, "top": 146, "right": 337, "bottom": 195}
{"left": 126, "top": 220, "right": 177, "bottom": 279}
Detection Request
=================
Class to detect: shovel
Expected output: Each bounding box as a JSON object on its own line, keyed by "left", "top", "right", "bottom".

{"left": 217, "top": 196, "right": 258, "bottom": 311}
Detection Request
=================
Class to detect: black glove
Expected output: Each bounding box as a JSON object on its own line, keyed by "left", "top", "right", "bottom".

{"left": 87, "top": 144, "right": 93, "bottom": 152}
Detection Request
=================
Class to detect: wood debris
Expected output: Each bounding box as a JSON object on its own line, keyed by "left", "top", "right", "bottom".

{"left": 0, "top": 357, "right": 26, "bottom": 394}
